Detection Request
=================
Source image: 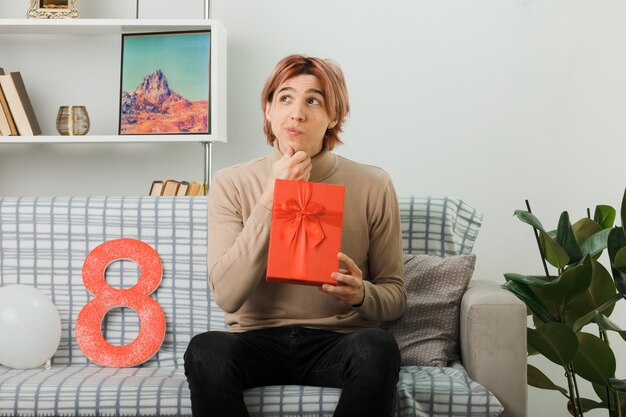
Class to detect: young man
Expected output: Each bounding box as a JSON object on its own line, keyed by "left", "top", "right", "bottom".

{"left": 184, "top": 54, "right": 406, "bottom": 417}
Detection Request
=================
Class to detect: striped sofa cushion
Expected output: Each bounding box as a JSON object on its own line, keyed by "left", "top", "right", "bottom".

{"left": 244, "top": 363, "right": 503, "bottom": 417}
{"left": 399, "top": 196, "right": 483, "bottom": 256}
{"left": 0, "top": 363, "right": 502, "bottom": 417}
{"left": 0, "top": 196, "right": 501, "bottom": 417}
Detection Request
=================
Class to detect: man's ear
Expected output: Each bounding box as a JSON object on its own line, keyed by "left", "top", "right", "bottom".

{"left": 265, "top": 102, "right": 272, "bottom": 122}
{"left": 328, "top": 120, "right": 338, "bottom": 129}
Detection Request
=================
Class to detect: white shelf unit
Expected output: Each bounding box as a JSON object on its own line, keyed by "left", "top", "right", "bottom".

{"left": 0, "top": 19, "right": 227, "bottom": 144}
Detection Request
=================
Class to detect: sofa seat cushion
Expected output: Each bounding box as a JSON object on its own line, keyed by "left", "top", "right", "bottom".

{"left": 0, "top": 365, "right": 189, "bottom": 417}
{"left": 243, "top": 362, "right": 502, "bottom": 417}
{"left": 244, "top": 385, "right": 340, "bottom": 417}
{"left": 0, "top": 363, "right": 502, "bottom": 417}
{"left": 396, "top": 363, "right": 503, "bottom": 417}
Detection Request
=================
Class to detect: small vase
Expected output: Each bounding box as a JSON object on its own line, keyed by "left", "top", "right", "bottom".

{"left": 56, "top": 105, "right": 89, "bottom": 136}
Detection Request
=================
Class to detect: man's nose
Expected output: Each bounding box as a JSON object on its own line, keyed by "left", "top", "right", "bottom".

{"left": 290, "top": 102, "right": 306, "bottom": 121}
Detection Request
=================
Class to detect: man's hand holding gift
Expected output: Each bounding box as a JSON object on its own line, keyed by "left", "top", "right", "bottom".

{"left": 320, "top": 252, "right": 365, "bottom": 307}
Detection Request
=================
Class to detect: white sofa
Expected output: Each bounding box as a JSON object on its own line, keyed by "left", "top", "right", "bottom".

{"left": 0, "top": 196, "right": 526, "bottom": 417}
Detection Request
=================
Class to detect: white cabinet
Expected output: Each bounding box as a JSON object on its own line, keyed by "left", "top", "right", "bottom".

{"left": 0, "top": 19, "right": 227, "bottom": 144}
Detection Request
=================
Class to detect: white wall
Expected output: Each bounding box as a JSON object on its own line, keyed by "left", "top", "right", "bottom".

{"left": 2, "top": 1, "right": 626, "bottom": 416}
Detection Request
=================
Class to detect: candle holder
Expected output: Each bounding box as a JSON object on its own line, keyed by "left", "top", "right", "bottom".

{"left": 56, "top": 106, "right": 90, "bottom": 136}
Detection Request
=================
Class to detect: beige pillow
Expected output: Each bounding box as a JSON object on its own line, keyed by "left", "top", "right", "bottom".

{"left": 382, "top": 254, "right": 476, "bottom": 366}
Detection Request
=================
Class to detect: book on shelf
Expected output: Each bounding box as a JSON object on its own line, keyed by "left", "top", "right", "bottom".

{"left": 148, "top": 179, "right": 205, "bottom": 196}
{"left": 149, "top": 180, "right": 164, "bottom": 196}
{"left": 176, "top": 181, "right": 190, "bottom": 196}
{"left": 0, "top": 95, "right": 12, "bottom": 136}
{"left": 0, "top": 70, "right": 41, "bottom": 136}
{"left": 186, "top": 180, "right": 205, "bottom": 196}
{"left": 0, "top": 68, "right": 18, "bottom": 136}
{"left": 160, "top": 180, "right": 180, "bottom": 196}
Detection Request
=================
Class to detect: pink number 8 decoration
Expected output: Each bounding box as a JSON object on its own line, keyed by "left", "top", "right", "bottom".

{"left": 76, "top": 238, "right": 166, "bottom": 367}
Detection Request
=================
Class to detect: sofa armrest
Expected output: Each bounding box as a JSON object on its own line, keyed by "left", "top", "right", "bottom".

{"left": 460, "top": 279, "right": 528, "bottom": 417}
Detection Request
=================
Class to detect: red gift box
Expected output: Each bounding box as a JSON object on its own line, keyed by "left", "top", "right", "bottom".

{"left": 266, "top": 179, "right": 345, "bottom": 286}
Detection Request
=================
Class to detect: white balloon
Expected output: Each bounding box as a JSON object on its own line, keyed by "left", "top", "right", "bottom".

{"left": 0, "top": 284, "right": 62, "bottom": 369}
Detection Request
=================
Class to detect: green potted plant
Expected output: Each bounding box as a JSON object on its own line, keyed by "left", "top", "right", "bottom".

{"left": 504, "top": 187, "right": 626, "bottom": 416}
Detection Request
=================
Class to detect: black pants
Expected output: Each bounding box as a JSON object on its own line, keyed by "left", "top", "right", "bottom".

{"left": 183, "top": 326, "right": 400, "bottom": 417}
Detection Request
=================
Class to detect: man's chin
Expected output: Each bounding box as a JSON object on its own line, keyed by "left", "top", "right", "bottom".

{"left": 277, "top": 141, "right": 303, "bottom": 154}
{"left": 277, "top": 140, "right": 322, "bottom": 157}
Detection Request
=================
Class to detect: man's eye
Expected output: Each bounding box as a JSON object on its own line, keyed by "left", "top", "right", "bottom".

{"left": 308, "top": 98, "right": 321, "bottom": 105}
{"left": 279, "top": 95, "right": 291, "bottom": 102}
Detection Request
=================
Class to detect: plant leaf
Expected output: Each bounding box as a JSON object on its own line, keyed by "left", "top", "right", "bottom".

{"left": 567, "top": 398, "right": 606, "bottom": 414}
{"left": 579, "top": 398, "right": 606, "bottom": 412}
{"left": 529, "top": 285, "right": 561, "bottom": 327}
{"left": 540, "top": 230, "right": 570, "bottom": 269}
{"left": 557, "top": 211, "right": 583, "bottom": 265}
{"left": 592, "top": 382, "right": 609, "bottom": 405}
{"left": 527, "top": 323, "right": 579, "bottom": 366}
{"left": 607, "top": 227, "right": 626, "bottom": 295}
{"left": 609, "top": 378, "right": 626, "bottom": 392}
{"left": 615, "top": 247, "right": 626, "bottom": 272}
{"left": 513, "top": 209, "right": 570, "bottom": 268}
{"left": 514, "top": 210, "right": 547, "bottom": 232}
{"left": 502, "top": 280, "right": 556, "bottom": 323}
{"left": 620, "top": 188, "right": 626, "bottom": 235}
{"left": 573, "top": 218, "right": 602, "bottom": 246}
{"left": 567, "top": 258, "right": 616, "bottom": 325}
{"left": 504, "top": 273, "right": 553, "bottom": 287}
{"left": 579, "top": 228, "right": 611, "bottom": 261}
{"left": 572, "top": 293, "right": 623, "bottom": 333}
{"left": 527, "top": 364, "right": 568, "bottom": 396}
{"left": 540, "top": 256, "right": 592, "bottom": 305}
{"left": 591, "top": 382, "right": 626, "bottom": 407}
{"left": 594, "top": 205, "right": 616, "bottom": 230}
{"left": 571, "top": 332, "right": 616, "bottom": 386}
{"left": 595, "top": 312, "right": 626, "bottom": 342}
